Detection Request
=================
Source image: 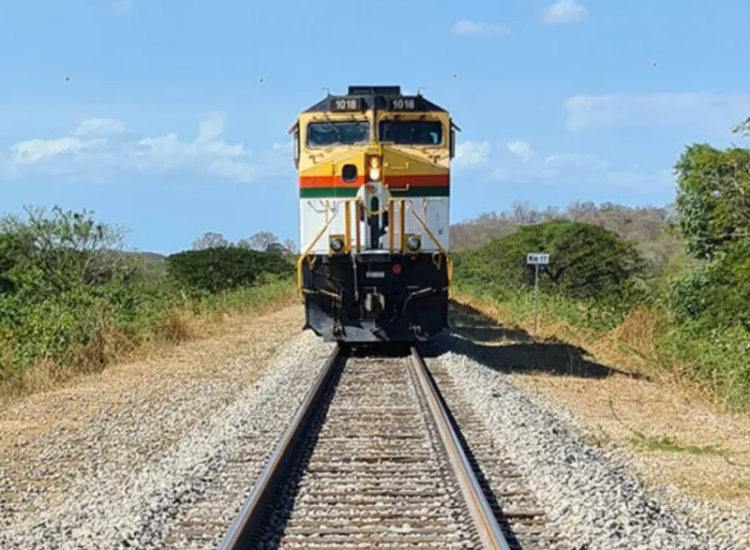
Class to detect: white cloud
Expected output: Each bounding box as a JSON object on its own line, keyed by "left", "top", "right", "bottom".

{"left": 541, "top": 0, "right": 588, "bottom": 25}
{"left": 506, "top": 141, "right": 536, "bottom": 162}
{"left": 112, "top": 1, "right": 132, "bottom": 14}
{"left": 454, "top": 141, "right": 493, "bottom": 168}
{"left": 537, "top": 153, "right": 608, "bottom": 179}
{"left": 453, "top": 139, "right": 671, "bottom": 191}
{"left": 1, "top": 113, "right": 290, "bottom": 183}
{"left": 12, "top": 138, "right": 96, "bottom": 164}
{"left": 566, "top": 92, "right": 750, "bottom": 132}
{"left": 74, "top": 117, "right": 126, "bottom": 138}
{"left": 451, "top": 20, "right": 509, "bottom": 36}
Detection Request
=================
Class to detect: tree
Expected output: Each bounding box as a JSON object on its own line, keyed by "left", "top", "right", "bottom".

{"left": 265, "top": 242, "right": 288, "bottom": 255}
{"left": 237, "top": 231, "right": 279, "bottom": 251}
{"left": 0, "top": 205, "right": 131, "bottom": 297}
{"left": 192, "top": 232, "right": 229, "bottom": 250}
{"left": 674, "top": 143, "right": 750, "bottom": 260}
{"left": 282, "top": 238, "right": 297, "bottom": 254}
{"left": 458, "top": 220, "right": 646, "bottom": 301}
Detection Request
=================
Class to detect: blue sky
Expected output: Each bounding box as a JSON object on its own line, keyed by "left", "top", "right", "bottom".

{"left": 1, "top": 0, "right": 749, "bottom": 254}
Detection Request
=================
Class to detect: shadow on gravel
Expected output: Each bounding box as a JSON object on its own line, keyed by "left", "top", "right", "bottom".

{"left": 342, "top": 342, "right": 412, "bottom": 358}
{"left": 449, "top": 300, "right": 532, "bottom": 343}
{"left": 443, "top": 300, "right": 647, "bottom": 381}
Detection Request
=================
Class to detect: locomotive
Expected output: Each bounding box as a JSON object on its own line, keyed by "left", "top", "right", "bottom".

{"left": 290, "top": 85, "right": 457, "bottom": 343}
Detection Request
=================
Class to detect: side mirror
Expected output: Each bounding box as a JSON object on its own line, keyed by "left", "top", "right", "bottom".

{"left": 293, "top": 130, "right": 300, "bottom": 169}
{"left": 449, "top": 128, "right": 456, "bottom": 159}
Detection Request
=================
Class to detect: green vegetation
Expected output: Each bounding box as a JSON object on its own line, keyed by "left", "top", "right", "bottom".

{"left": 627, "top": 433, "right": 725, "bottom": 456}
{"left": 0, "top": 206, "right": 296, "bottom": 400}
{"left": 454, "top": 131, "right": 750, "bottom": 412}
{"left": 167, "top": 247, "right": 293, "bottom": 294}
{"left": 458, "top": 220, "right": 645, "bottom": 299}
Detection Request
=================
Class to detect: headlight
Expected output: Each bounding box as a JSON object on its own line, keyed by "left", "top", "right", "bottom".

{"left": 367, "top": 155, "right": 381, "bottom": 182}
{"left": 406, "top": 236, "right": 421, "bottom": 251}
{"left": 330, "top": 237, "right": 344, "bottom": 252}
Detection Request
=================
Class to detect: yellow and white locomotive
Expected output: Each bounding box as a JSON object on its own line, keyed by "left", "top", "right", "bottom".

{"left": 290, "top": 85, "right": 457, "bottom": 343}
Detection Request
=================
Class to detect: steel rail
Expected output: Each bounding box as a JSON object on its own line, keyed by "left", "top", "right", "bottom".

{"left": 217, "top": 344, "right": 342, "bottom": 550}
{"left": 409, "top": 346, "right": 513, "bottom": 550}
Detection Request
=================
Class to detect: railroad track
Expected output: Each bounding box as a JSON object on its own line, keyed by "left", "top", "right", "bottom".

{"left": 218, "top": 344, "right": 558, "bottom": 550}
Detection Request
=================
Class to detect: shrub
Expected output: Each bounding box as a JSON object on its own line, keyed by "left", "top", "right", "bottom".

{"left": 165, "top": 246, "right": 294, "bottom": 293}
{"left": 668, "top": 238, "right": 750, "bottom": 331}
{"left": 458, "top": 220, "right": 647, "bottom": 304}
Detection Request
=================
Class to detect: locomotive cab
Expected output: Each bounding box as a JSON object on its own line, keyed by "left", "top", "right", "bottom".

{"left": 293, "top": 85, "right": 457, "bottom": 343}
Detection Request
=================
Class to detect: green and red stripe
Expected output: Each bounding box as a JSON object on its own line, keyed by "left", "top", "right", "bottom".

{"left": 299, "top": 174, "right": 449, "bottom": 198}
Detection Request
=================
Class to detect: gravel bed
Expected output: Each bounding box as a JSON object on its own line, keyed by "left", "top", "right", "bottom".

{"left": 499, "top": 368, "right": 750, "bottom": 550}
{"left": 435, "top": 331, "right": 749, "bottom": 550}
{"left": 0, "top": 330, "right": 334, "bottom": 550}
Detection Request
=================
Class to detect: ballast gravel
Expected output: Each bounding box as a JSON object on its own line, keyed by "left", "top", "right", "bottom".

{"left": 0, "top": 329, "right": 334, "bottom": 550}
{"left": 435, "top": 331, "right": 749, "bottom": 550}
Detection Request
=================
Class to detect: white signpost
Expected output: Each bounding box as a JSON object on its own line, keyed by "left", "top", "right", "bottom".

{"left": 526, "top": 253, "right": 550, "bottom": 336}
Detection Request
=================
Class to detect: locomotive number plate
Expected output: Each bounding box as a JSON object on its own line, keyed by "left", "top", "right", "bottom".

{"left": 388, "top": 97, "right": 419, "bottom": 110}
{"left": 331, "top": 97, "right": 362, "bottom": 111}
{"left": 366, "top": 271, "right": 385, "bottom": 278}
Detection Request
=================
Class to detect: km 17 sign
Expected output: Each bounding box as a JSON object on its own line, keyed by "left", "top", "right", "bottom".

{"left": 525, "top": 252, "right": 550, "bottom": 337}
{"left": 526, "top": 253, "right": 550, "bottom": 266}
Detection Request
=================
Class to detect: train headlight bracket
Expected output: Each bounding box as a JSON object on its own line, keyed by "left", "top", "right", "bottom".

{"left": 405, "top": 234, "right": 422, "bottom": 253}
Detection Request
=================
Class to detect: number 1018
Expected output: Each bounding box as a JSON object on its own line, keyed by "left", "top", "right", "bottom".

{"left": 334, "top": 99, "right": 358, "bottom": 110}
{"left": 391, "top": 98, "right": 416, "bottom": 110}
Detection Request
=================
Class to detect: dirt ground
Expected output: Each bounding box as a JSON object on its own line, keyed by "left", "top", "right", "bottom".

{"left": 448, "top": 298, "right": 750, "bottom": 512}
{"left": 0, "top": 306, "right": 305, "bottom": 485}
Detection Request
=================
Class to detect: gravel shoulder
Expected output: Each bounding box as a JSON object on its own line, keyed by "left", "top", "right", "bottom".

{"left": 446, "top": 300, "right": 750, "bottom": 549}
{"left": 0, "top": 304, "right": 336, "bottom": 548}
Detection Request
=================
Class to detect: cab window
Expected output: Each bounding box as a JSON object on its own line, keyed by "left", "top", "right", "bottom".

{"left": 378, "top": 120, "right": 443, "bottom": 145}
{"left": 306, "top": 121, "right": 370, "bottom": 147}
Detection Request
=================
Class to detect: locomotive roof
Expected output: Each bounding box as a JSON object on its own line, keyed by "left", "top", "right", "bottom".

{"left": 301, "top": 85, "right": 448, "bottom": 114}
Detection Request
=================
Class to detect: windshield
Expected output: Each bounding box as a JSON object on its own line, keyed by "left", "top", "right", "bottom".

{"left": 306, "top": 121, "right": 370, "bottom": 147}
{"left": 378, "top": 120, "right": 443, "bottom": 145}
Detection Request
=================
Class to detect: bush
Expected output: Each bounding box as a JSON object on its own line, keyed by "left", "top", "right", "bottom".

{"left": 668, "top": 238, "right": 750, "bottom": 331}
{"left": 458, "top": 220, "right": 647, "bottom": 304}
{"left": 166, "top": 246, "right": 294, "bottom": 293}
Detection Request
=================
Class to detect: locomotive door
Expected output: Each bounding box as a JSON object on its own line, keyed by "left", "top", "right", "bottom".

{"left": 355, "top": 183, "right": 392, "bottom": 250}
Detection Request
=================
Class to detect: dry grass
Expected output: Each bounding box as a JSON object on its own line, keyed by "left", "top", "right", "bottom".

{"left": 0, "top": 301, "right": 305, "bottom": 496}
{"left": 450, "top": 291, "right": 750, "bottom": 509}
{"left": 0, "top": 285, "right": 298, "bottom": 408}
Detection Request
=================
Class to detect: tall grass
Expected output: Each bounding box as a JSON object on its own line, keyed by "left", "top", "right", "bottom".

{"left": 0, "top": 276, "right": 297, "bottom": 403}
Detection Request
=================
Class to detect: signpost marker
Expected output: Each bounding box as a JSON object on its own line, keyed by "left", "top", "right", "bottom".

{"left": 525, "top": 253, "right": 550, "bottom": 337}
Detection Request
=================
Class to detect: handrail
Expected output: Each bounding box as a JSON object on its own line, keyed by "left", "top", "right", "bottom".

{"left": 388, "top": 200, "right": 395, "bottom": 252}
{"left": 296, "top": 206, "right": 339, "bottom": 302}
{"left": 405, "top": 201, "right": 454, "bottom": 297}
{"left": 344, "top": 201, "right": 351, "bottom": 253}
